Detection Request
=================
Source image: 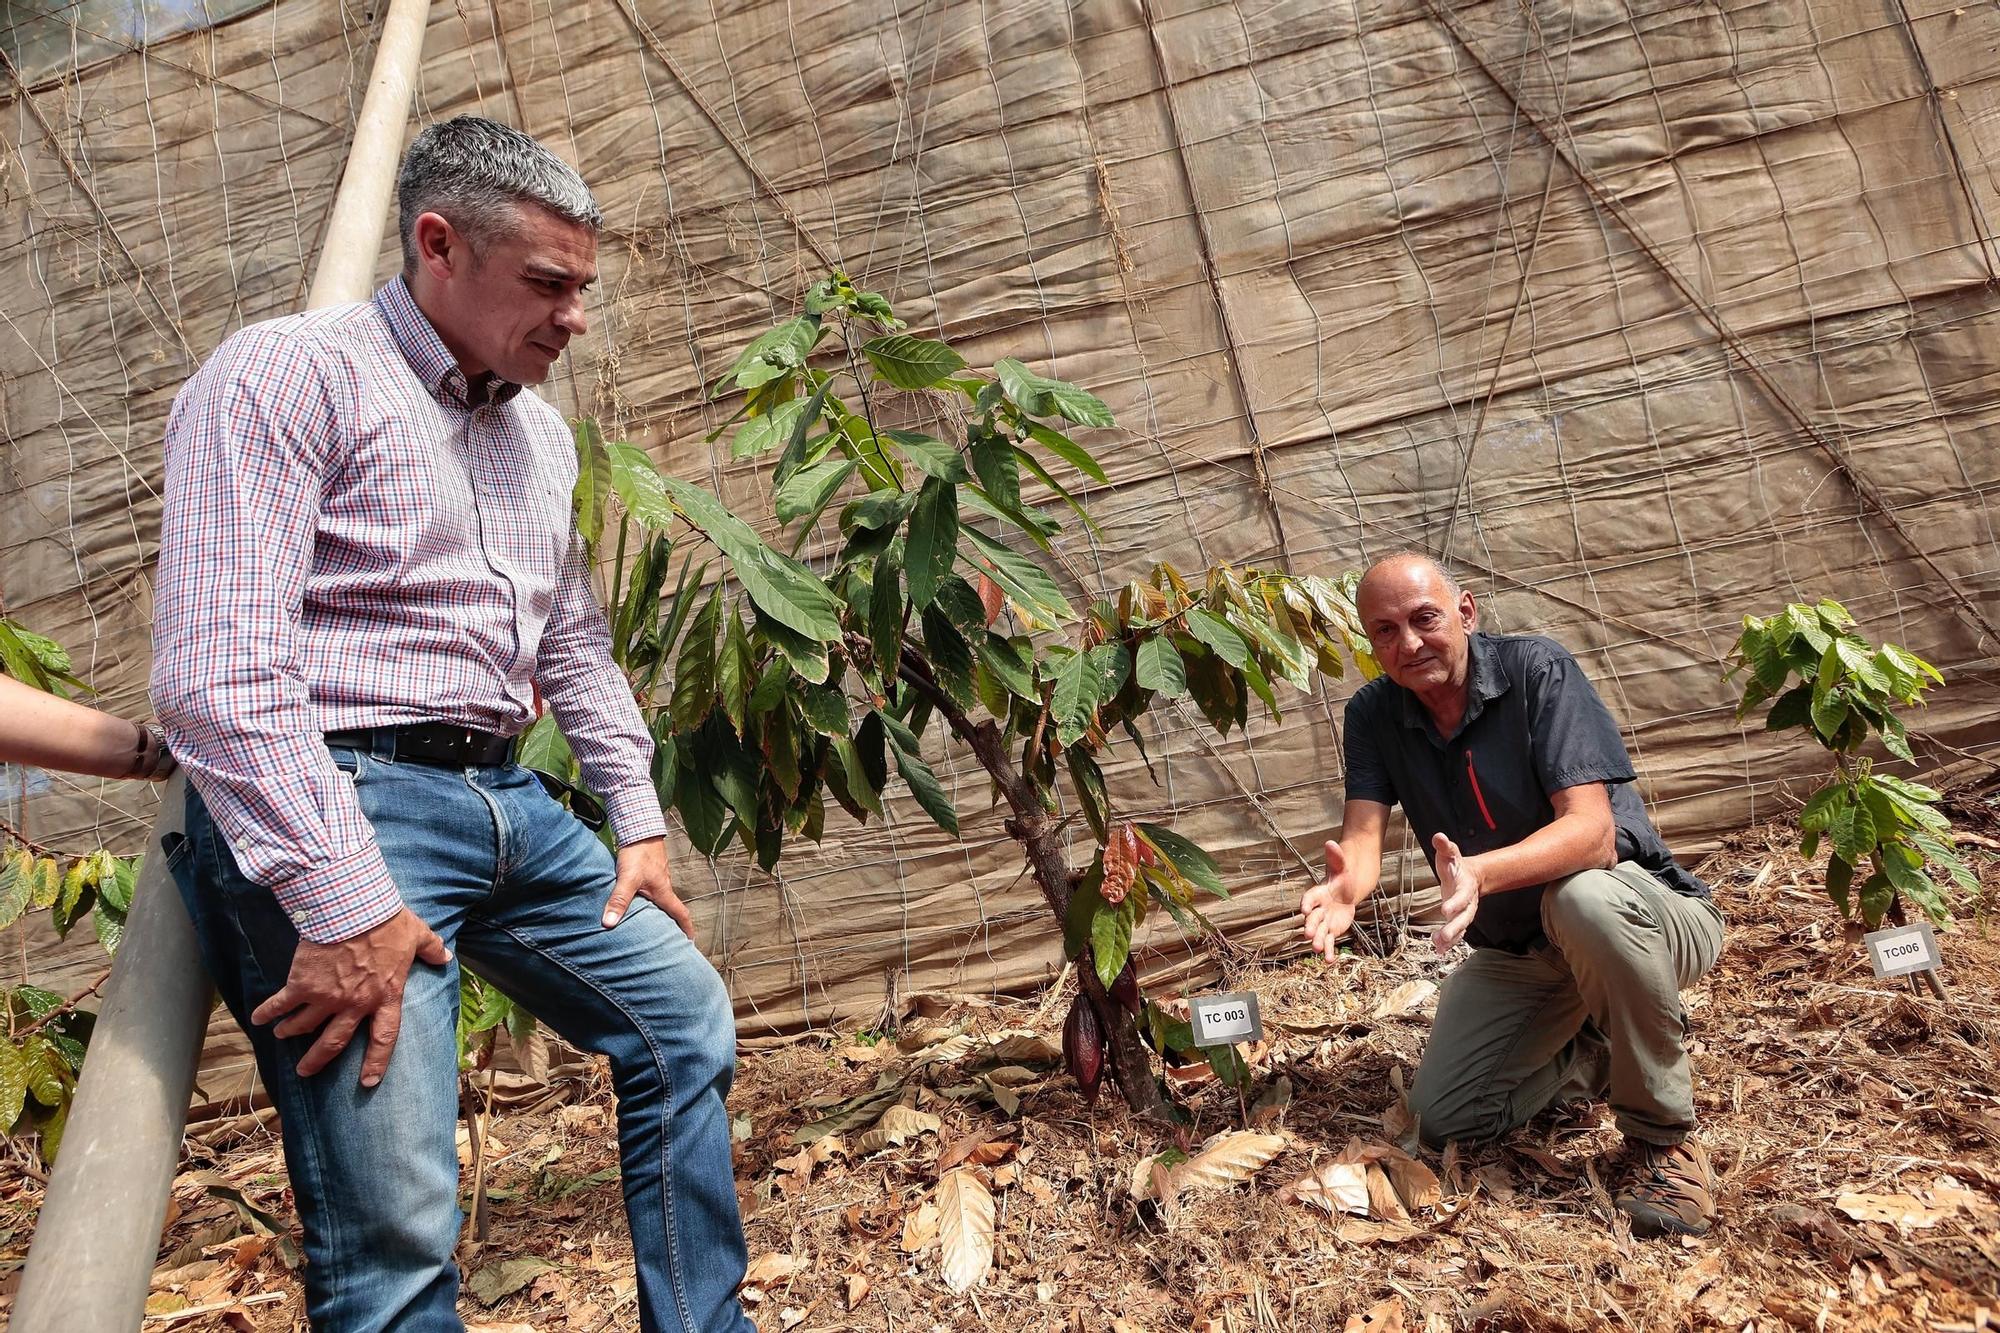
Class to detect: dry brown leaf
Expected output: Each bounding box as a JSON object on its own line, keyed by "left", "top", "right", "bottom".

{"left": 845, "top": 1272, "right": 871, "bottom": 1309}
{"left": 742, "top": 1252, "right": 798, "bottom": 1287}
{"left": 937, "top": 1167, "right": 996, "bottom": 1293}
{"left": 1289, "top": 1160, "right": 1371, "bottom": 1217}
{"left": 1335, "top": 1218, "right": 1424, "bottom": 1245}
{"left": 1384, "top": 1153, "right": 1442, "bottom": 1211}
{"left": 833, "top": 1042, "right": 885, "bottom": 1064}
{"left": 1834, "top": 1192, "right": 1945, "bottom": 1229}
{"left": 983, "top": 1064, "right": 1043, "bottom": 1087}
{"left": 1371, "top": 980, "right": 1437, "bottom": 1020}
{"left": 1365, "top": 1163, "right": 1410, "bottom": 1220}
{"left": 1166, "top": 1130, "right": 1288, "bottom": 1200}
{"left": 855, "top": 1105, "right": 941, "bottom": 1156}
{"left": 984, "top": 1031, "right": 1062, "bottom": 1064}
{"left": 1344, "top": 1296, "right": 1407, "bottom": 1331}
{"left": 900, "top": 1200, "right": 940, "bottom": 1252}
{"left": 938, "top": 1127, "right": 1015, "bottom": 1173}
{"left": 1249, "top": 1076, "right": 1293, "bottom": 1128}
{"left": 911, "top": 1033, "right": 978, "bottom": 1066}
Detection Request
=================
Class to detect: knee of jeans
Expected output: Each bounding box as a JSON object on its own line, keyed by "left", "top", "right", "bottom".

{"left": 1541, "top": 868, "right": 1641, "bottom": 948}
{"left": 348, "top": 1154, "right": 462, "bottom": 1261}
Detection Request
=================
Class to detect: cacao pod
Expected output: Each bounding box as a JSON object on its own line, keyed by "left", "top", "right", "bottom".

{"left": 1110, "top": 961, "right": 1140, "bottom": 1012}
{"left": 1062, "top": 994, "right": 1104, "bottom": 1104}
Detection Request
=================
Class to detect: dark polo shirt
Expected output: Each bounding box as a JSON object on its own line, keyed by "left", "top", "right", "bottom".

{"left": 1343, "top": 632, "right": 1710, "bottom": 953}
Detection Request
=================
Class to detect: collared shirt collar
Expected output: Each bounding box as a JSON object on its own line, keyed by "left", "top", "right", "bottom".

{"left": 374, "top": 277, "right": 523, "bottom": 409}
{"left": 1397, "top": 631, "right": 1512, "bottom": 744}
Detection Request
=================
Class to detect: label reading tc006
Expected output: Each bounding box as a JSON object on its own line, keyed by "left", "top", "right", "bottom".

{"left": 1864, "top": 921, "right": 1940, "bottom": 979}
{"left": 1188, "top": 991, "right": 1263, "bottom": 1046}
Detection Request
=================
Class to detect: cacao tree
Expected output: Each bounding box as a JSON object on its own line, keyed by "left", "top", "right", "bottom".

{"left": 1728, "top": 599, "right": 1974, "bottom": 930}
{"left": 539, "top": 271, "right": 1377, "bottom": 1117}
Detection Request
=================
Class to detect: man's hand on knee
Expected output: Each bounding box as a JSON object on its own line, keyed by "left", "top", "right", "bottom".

{"left": 252, "top": 907, "right": 452, "bottom": 1086}
{"left": 603, "top": 836, "right": 692, "bottom": 936}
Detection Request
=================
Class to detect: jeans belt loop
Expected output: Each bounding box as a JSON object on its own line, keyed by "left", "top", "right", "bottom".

{"left": 372, "top": 730, "right": 398, "bottom": 763}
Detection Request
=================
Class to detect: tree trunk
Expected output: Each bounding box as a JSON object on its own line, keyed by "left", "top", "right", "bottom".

{"left": 940, "top": 701, "right": 1169, "bottom": 1119}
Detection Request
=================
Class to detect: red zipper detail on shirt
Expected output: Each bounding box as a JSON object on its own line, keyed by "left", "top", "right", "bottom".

{"left": 1465, "top": 750, "right": 1497, "bottom": 831}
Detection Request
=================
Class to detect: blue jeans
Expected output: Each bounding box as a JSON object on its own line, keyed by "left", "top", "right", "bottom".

{"left": 166, "top": 744, "right": 753, "bottom": 1333}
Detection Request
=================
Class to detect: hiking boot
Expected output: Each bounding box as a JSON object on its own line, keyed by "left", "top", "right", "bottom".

{"left": 1615, "top": 1137, "right": 1715, "bottom": 1238}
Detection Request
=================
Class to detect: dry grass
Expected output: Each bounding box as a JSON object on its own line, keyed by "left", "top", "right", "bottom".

{"left": 4, "top": 784, "right": 1998, "bottom": 1332}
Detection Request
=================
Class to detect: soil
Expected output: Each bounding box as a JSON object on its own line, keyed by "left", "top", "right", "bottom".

{"left": 4, "top": 781, "right": 1998, "bottom": 1332}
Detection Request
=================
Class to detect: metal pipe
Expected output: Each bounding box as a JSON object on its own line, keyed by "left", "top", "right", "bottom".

{"left": 306, "top": 0, "right": 434, "bottom": 311}
{"left": 13, "top": 3, "right": 433, "bottom": 1327}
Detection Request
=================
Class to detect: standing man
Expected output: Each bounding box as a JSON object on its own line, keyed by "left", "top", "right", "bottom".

{"left": 1301, "top": 554, "right": 1725, "bottom": 1238}
{"left": 153, "top": 116, "right": 752, "bottom": 1331}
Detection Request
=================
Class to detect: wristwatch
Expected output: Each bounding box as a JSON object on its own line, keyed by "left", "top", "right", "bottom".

{"left": 128, "top": 721, "right": 176, "bottom": 780}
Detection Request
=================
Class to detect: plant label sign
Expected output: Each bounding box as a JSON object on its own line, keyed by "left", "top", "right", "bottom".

{"left": 1188, "top": 991, "right": 1262, "bottom": 1047}
{"left": 1863, "top": 921, "right": 1940, "bottom": 979}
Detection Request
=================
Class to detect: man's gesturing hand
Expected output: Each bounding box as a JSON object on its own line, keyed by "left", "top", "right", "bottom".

{"left": 602, "top": 836, "right": 692, "bottom": 936}
{"left": 1430, "top": 832, "right": 1482, "bottom": 953}
{"left": 252, "top": 907, "right": 451, "bottom": 1086}
{"left": 1300, "top": 840, "right": 1357, "bottom": 962}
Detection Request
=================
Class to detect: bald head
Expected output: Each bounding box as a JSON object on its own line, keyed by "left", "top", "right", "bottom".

{"left": 1357, "top": 553, "right": 1460, "bottom": 614}
{"left": 1356, "top": 553, "right": 1477, "bottom": 705}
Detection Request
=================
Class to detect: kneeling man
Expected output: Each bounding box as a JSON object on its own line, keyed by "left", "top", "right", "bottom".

{"left": 1302, "top": 554, "right": 1725, "bottom": 1237}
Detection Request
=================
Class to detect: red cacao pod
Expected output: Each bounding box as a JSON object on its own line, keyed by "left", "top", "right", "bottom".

{"left": 1062, "top": 994, "right": 1105, "bottom": 1104}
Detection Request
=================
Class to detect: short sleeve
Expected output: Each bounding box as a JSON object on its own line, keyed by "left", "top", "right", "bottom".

{"left": 1341, "top": 689, "right": 1398, "bottom": 806}
{"left": 1529, "top": 652, "right": 1637, "bottom": 793}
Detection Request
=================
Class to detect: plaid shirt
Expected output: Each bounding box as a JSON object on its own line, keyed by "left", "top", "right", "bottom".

{"left": 153, "top": 278, "right": 664, "bottom": 943}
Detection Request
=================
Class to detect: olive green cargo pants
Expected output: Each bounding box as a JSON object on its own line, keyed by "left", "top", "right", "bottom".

{"left": 1408, "top": 862, "right": 1725, "bottom": 1149}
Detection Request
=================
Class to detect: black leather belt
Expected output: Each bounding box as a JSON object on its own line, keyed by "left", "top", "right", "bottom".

{"left": 324, "top": 723, "right": 514, "bottom": 768}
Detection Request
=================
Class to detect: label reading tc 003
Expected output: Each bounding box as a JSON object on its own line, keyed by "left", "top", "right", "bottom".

{"left": 1188, "top": 991, "right": 1263, "bottom": 1046}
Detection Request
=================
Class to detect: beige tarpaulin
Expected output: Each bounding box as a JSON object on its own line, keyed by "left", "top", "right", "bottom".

{"left": 3, "top": 0, "right": 1996, "bottom": 1106}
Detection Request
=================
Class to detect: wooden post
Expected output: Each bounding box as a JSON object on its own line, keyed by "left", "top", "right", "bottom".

{"left": 12, "top": 3, "right": 433, "bottom": 1327}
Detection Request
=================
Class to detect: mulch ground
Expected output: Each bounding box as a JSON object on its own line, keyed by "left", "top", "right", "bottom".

{"left": 5, "top": 778, "right": 1998, "bottom": 1332}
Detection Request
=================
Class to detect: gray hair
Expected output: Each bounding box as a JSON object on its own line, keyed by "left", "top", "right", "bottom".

{"left": 396, "top": 115, "right": 602, "bottom": 273}
{"left": 1359, "top": 551, "right": 1464, "bottom": 599}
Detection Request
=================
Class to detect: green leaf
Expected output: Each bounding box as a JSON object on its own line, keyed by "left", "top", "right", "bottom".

{"left": 1135, "top": 638, "right": 1188, "bottom": 699}
{"left": 773, "top": 375, "right": 837, "bottom": 489}
{"left": 717, "top": 315, "right": 820, "bottom": 395}
{"left": 889, "top": 734, "right": 959, "bottom": 834}
{"left": 798, "top": 681, "right": 851, "bottom": 736}
{"left": 1829, "top": 796, "right": 1876, "bottom": 865}
{"left": 1051, "top": 649, "right": 1099, "bottom": 747}
{"left": 829, "top": 737, "right": 884, "bottom": 818}
{"left": 1765, "top": 685, "right": 1814, "bottom": 732}
{"left": 861, "top": 334, "right": 966, "bottom": 389}
{"left": 670, "top": 590, "right": 723, "bottom": 732}
{"left": 1826, "top": 856, "right": 1855, "bottom": 915}
{"left": 1882, "top": 642, "right": 1943, "bottom": 687}
{"left": 1063, "top": 863, "right": 1105, "bottom": 961}
{"left": 21, "top": 1036, "right": 63, "bottom": 1107}
{"left": 1011, "top": 445, "right": 1102, "bottom": 536}
{"left": 1136, "top": 823, "right": 1226, "bottom": 897}
{"left": 1834, "top": 638, "right": 1889, "bottom": 693}
{"left": 994, "top": 358, "right": 1053, "bottom": 416}
{"left": 962, "top": 527, "right": 1072, "bottom": 625}
{"left": 1799, "top": 784, "right": 1848, "bottom": 833}
{"left": 0, "top": 856, "right": 30, "bottom": 931}
{"left": 1066, "top": 748, "right": 1109, "bottom": 842}
{"left": 970, "top": 429, "right": 1020, "bottom": 515}
{"left": 730, "top": 397, "right": 810, "bottom": 460}
{"left": 1809, "top": 686, "right": 1849, "bottom": 746}
{"left": 774, "top": 458, "right": 857, "bottom": 526}
{"left": 718, "top": 609, "right": 755, "bottom": 737}
{"left": 870, "top": 552, "right": 905, "bottom": 688}
{"left": 1090, "top": 896, "right": 1136, "bottom": 991}
{"left": 753, "top": 611, "right": 831, "bottom": 685}
{"left": 1746, "top": 629, "right": 1786, "bottom": 692}
{"left": 1202, "top": 1041, "right": 1251, "bottom": 1090}
{"left": 52, "top": 864, "right": 94, "bottom": 939}
{"left": 1880, "top": 844, "right": 1943, "bottom": 921}
{"left": 976, "top": 634, "right": 1036, "bottom": 702}
{"left": 1858, "top": 869, "right": 1896, "bottom": 928}
{"left": 1184, "top": 609, "right": 1250, "bottom": 668}
{"left": 921, "top": 607, "right": 976, "bottom": 709}
{"left": 905, "top": 478, "right": 959, "bottom": 610}
{"left": 1878, "top": 711, "right": 1915, "bottom": 763}
{"left": 1024, "top": 421, "right": 1109, "bottom": 484}
{"left": 883, "top": 430, "right": 970, "bottom": 483}
{"left": 622, "top": 460, "right": 844, "bottom": 643}
{"left": 0, "top": 1041, "right": 27, "bottom": 1130}
{"left": 959, "top": 483, "right": 1058, "bottom": 550}
{"left": 570, "top": 419, "right": 613, "bottom": 557}
{"left": 843, "top": 491, "right": 913, "bottom": 533}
